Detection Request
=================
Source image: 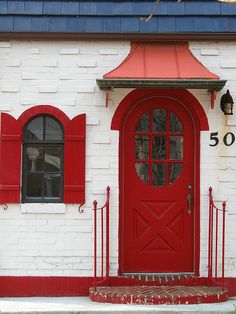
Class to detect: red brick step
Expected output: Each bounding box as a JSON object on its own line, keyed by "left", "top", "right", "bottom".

{"left": 89, "top": 285, "right": 228, "bottom": 305}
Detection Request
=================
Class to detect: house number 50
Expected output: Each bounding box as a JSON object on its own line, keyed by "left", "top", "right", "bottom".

{"left": 209, "top": 132, "right": 235, "bottom": 147}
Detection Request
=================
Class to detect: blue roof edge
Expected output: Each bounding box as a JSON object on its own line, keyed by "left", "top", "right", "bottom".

{"left": 1, "top": 1, "right": 236, "bottom": 34}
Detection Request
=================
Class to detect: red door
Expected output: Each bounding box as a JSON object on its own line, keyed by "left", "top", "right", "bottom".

{"left": 122, "top": 97, "right": 195, "bottom": 273}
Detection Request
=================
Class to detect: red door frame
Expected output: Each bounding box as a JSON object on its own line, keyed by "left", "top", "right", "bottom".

{"left": 111, "top": 88, "right": 209, "bottom": 276}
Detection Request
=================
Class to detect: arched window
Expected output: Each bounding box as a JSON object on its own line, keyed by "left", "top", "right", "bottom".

{"left": 22, "top": 115, "right": 64, "bottom": 203}
{"left": 0, "top": 106, "right": 86, "bottom": 205}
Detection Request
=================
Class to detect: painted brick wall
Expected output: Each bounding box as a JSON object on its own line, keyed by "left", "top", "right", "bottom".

{"left": 190, "top": 42, "right": 236, "bottom": 277}
{"left": 0, "top": 40, "right": 235, "bottom": 277}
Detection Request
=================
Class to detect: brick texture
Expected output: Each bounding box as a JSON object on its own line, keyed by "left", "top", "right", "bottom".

{"left": 0, "top": 40, "right": 235, "bottom": 280}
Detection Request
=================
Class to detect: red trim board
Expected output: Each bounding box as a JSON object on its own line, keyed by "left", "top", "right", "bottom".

{"left": 0, "top": 277, "right": 235, "bottom": 297}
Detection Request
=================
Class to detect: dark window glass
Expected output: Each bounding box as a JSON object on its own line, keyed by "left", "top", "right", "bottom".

{"left": 44, "top": 174, "right": 62, "bottom": 198}
{"left": 169, "top": 163, "right": 183, "bottom": 183}
{"left": 26, "top": 116, "right": 43, "bottom": 141}
{"left": 152, "top": 136, "right": 166, "bottom": 160}
{"left": 170, "top": 112, "right": 183, "bottom": 133}
{"left": 26, "top": 146, "right": 43, "bottom": 172}
{"left": 152, "top": 109, "right": 166, "bottom": 132}
{"left": 26, "top": 173, "right": 43, "bottom": 198}
{"left": 152, "top": 163, "right": 166, "bottom": 186}
{"left": 169, "top": 136, "right": 183, "bottom": 160}
{"left": 135, "top": 109, "right": 184, "bottom": 187}
{"left": 44, "top": 146, "right": 62, "bottom": 172}
{"left": 22, "top": 115, "right": 63, "bottom": 203}
{"left": 135, "top": 163, "right": 149, "bottom": 183}
{"left": 135, "top": 136, "right": 149, "bottom": 160}
{"left": 136, "top": 112, "right": 149, "bottom": 132}
{"left": 45, "top": 117, "right": 63, "bottom": 140}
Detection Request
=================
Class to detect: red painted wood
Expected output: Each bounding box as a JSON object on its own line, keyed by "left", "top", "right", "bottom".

{"left": 122, "top": 97, "right": 195, "bottom": 273}
{"left": 0, "top": 113, "right": 21, "bottom": 203}
{"left": 111, "top": 89, "right": 209, "bottom": 132}
{"left": 0, "top": 277, "right": 93, "bottom": 297}
{"left": 224, "top": 278, "right": 236, "bottom": 297}
{"left": 18, "top": 105, "right": 70, "bottom": 127}
{"left": 64, "top": 114, "right": 86, "bottom": 204}
{"left": 104, "top": 42, "right": 219, "bottom": 79}
{"left": 0, "top": 276, "right": 234, "bottom": 297}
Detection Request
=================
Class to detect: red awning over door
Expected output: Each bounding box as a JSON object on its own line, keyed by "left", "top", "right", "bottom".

{"left": 97, "top": 42, "right": 226, "bottom": 91}
{"left": 105, "top": 42, "right": 218, "bottom": 79}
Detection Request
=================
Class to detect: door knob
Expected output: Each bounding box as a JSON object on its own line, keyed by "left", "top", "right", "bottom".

{"left": 187, "top": 194, "right": 192, "bottom": 214}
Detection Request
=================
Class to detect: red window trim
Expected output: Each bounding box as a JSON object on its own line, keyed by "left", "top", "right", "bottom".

{"left": 18, "top": 105, "right": 70, "bottom": 126}
{"left": 0, "top": 105, "right": 86, "bottom": 204}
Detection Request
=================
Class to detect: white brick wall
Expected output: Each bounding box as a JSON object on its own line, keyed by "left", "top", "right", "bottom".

{"left": 190, "top": 42, "right": 236, "bottom": 277}
{"left": 0, "top": 40, "right": 235, "bottom": 278}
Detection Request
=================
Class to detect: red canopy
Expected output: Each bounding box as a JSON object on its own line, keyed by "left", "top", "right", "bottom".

{"left": 104, "top": 42, "right": 218, "bottom": 79}
{"left": 97, "top": 42, "right": 225, "bottom": 92}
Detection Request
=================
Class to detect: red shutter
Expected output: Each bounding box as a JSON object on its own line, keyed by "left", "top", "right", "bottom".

{"left": 64, "top": 114, "right": 86, "bottom": 204}
{"left": 0, "top": 113, "right": 21, "bottom": 203}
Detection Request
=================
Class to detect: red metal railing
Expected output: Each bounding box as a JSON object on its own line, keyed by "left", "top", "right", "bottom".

{"left": 208, "top": 187, "right": 226, "bottom": 285}
{"left": 93, "top": 186, "right": 110, "bottom": 290}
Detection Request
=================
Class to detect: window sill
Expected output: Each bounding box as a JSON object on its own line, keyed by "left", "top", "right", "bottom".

{"left": 21, "top": 203, "right": 66, "bottom": 214}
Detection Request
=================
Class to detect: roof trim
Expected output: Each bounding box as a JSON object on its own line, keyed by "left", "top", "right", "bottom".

{"left": 97, "top": 78, "right": 226, "bottom": 91}
{"left": 1, "top": 32, "right": 236, "bottom": 41}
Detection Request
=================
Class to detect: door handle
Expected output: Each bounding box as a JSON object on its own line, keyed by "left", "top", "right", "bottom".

{"left": 187, "top": 194, "right": 192, "bottom": 214}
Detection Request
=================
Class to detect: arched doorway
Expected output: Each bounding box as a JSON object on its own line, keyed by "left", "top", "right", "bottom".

{"left": 112, "top": 89, "right": 208, "bottom": 275}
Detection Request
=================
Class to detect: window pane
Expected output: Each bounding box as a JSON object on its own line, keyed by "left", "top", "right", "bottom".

{"left": 44, "top": 174, "right": 61, "bottom": 198}
{"left": 152, "top": 163, "right": 166, "bottom": 186}
{"left": 152, "top": 136, "right": 166, "bottom": 160}
{"left": 45, "top": 146, "right": 62, "bottom": 172}
{"left": 26, "top": 117, "right": 43, "bottom": 140}
{"left": 135, "top": 136, "right": 149, "bottom": 160}
{"left": 45, "top": 117, "right": 63, "bottom": 140}
{"left": 152, "top": 109, "right": 166, "bottom": 132}
{"left": 169, "top": 163, "right": 183, "bottom": 183}
{"left": 135, "top": 163, "right": 149, "bottom": 183}
{"left": 26, "top": 173, "right": 43, "bottom": 197}
{"left": 26, "top": 146, "right": 43, "bottom": 172}
{"left": 169, "top": 136, "right": 183, "bottom": 160}
{"left": 136, "top": 112, "right": 149, "bottom": 132}
{"left": 170, "top": 112, "right": 183, "bottom": 133}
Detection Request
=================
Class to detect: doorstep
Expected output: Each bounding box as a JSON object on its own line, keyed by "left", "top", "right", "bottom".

{"left": 89, "top": 285, "right": 228, "bottom": 305}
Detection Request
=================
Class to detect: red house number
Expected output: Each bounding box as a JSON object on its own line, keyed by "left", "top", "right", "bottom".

{"left": 210, "top": 132, "right": 235, "bottom": 147}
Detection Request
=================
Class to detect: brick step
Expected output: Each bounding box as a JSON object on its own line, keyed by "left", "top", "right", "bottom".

{"left": 98, "top": 274, "right": 209, "bottom": 287}
{"left": 89, "top": 285, "right": 228, "bottom": 305}
{"left": 123, "top": 273, "right": 195, "bottom": 284}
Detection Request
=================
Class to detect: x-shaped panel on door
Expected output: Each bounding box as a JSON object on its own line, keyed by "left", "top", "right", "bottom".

{"left": 133, "top": 201, "right": 184, "bottom": 253}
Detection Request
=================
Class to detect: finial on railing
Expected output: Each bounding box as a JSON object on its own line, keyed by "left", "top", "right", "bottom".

{"left": 209, "top": 186, "right": 212, "bottom": 195}
{"left": 106, "top": 186, "right": 110, "bottom": 193}
{"left": 93, "top": 200, "right": 98, "bottom": 208}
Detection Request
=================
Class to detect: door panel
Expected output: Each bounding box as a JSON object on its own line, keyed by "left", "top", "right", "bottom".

{"left": 122, "top": 97, "right": 195, "bottom": 273}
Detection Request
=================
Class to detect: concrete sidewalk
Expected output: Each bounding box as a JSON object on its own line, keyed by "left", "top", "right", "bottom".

{"left": 0, "top": 297, "right": 235, "bottom": 314}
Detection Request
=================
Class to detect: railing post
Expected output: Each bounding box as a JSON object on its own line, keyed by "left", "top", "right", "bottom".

{"left": 222, "top": 201, "right": 226, "bottom": 285}
{"left": 208, "top": 187, "right": 227, "bottom": 286}
{"left": 101, "top": 207, "right": 104, "bottom": 278}
{"left": 106, "top": 186, "right": 110, "bottom": 279}
{"left": 92, "top": 187, "right": 110, "bottom": 289}
{"left": 208, "top": 187, "right": 213, "bottom": 280}
{"left": 215, "top": 208, "right": 218, "bottom": 278}
{"left": 93, "top": 200, "right": 97, "bottom": 291}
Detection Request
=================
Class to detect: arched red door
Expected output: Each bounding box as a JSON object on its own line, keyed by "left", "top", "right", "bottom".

{"left": 121, "top": 96, "right": 196, "bottom": 273}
